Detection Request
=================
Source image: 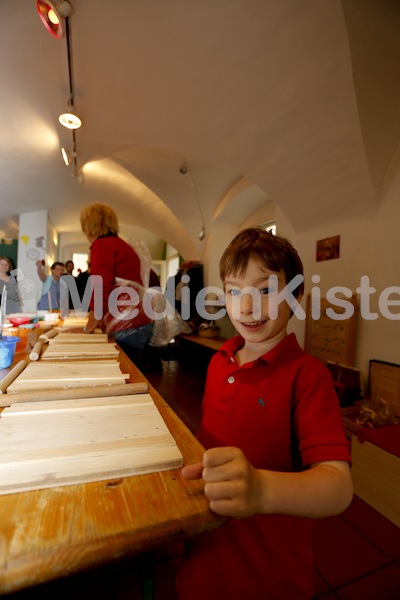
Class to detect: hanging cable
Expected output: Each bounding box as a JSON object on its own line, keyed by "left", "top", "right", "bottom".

{"left": 184, "top": 162, "right": 207, "bottom": 241}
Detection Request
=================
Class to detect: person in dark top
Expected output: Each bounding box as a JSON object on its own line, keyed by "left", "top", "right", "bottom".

{"left": 75, "top": 262, "right": 91, "bottom": 304}
{"left": 61, "top": 260, "right": 76, "bottom": 309}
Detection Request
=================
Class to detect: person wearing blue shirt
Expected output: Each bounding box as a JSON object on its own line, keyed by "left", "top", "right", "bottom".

{"left": 36, "top": 261, "right": 65, "bottom": 310}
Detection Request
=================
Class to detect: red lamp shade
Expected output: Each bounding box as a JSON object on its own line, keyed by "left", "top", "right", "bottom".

{"left": 36, "top": 1, "right": 71, "bottom": 39}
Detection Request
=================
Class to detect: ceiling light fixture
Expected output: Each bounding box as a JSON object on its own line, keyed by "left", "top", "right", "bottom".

{"left": 198, "top": 226, "right": 206, "bottom": 242}
{"left": 36, "top": 1, "right": 71, "bottom": 39}
{"left": 61, "top": 146, "right": 77, "bottom": 166}
{"left": 59, "top": 105, "right": 82, "bottom": 129}
{"left": 61, "top": 146, "right": 70, "bottom": 165}
{"left": 37, "top": 0, "right": 82, "bottom": 177}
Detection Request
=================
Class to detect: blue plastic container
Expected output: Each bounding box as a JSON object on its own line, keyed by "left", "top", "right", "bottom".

{"left": 0, "top": 337, "right": 21, "bottom": 369}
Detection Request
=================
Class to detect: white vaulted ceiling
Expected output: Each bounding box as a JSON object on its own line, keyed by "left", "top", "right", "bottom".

{"left": 1, "top": 0, "right": 399, "bottom": 260}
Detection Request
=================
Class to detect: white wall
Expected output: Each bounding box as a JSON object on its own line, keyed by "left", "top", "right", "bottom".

{"left": 288, "top": 164, "right": 400, "bottom": 389}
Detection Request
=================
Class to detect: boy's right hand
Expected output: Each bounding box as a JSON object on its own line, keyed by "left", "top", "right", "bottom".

{"left": 181, "top": 447, "right": 263, "bottom": 518}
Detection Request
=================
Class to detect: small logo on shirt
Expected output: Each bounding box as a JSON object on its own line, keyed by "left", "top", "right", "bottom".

{"left": 258, "top": 398, "right": 265, "bottom": 408}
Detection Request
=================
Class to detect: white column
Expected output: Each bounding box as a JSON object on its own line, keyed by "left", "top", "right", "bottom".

{"left": 17, "top": 210, "right": 58, "bottom": 312}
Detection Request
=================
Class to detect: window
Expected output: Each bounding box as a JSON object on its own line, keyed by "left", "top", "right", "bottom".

{"left": 165, "top": 243, "right": 180, "bottom": 281}
{"left": 72, "top": 252, "right": 89, "bottom": 276}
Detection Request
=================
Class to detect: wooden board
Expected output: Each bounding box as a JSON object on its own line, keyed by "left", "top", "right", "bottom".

{"left": 0, "top": 394, "right": 183, "bottom": 494}
{"left": 58, "top": 316, "right": 89, "bottom": 329}
{"left": 304, "top": 293, "right": 357, "bottom": 366}
{"left": 42, "top": 342, "right": 119, "bottom": 360}
{"left": 49, "top": 333, "right": 109, "bottom": 344}
{"left": 6, "top": 361, "right": 129, "bottom": 393}
{"left": 351, "top": 435, "right": 400, "bottom": 527}
{"left": 369, "top": 360, "right": 400, "bottom": 418}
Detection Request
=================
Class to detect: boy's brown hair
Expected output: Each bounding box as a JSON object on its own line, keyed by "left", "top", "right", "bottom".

{"left": 219, "top": 227, "right": 304, "bottom": 299}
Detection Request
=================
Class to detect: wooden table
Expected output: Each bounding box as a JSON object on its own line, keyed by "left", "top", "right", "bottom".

{"left": 0, "top": 328, "right": 223, "bottom": 594}
{"left": 179, "top": 333, "right": 227, "bottom": 352}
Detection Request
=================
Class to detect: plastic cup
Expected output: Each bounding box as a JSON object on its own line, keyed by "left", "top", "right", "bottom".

{"left": 3, "top": 328, "right": 28, "bottom": 353}
{"left": 0, "top": 337, "right": 21, "bottom": 369}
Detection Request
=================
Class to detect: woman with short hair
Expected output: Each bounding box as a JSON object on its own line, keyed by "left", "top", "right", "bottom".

{"left": 80, "top": 202, "right": 153, "bottom": 367}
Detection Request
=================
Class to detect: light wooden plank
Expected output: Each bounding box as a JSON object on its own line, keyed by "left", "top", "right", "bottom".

{"left": 0, "top": 394, "right": 183, "bottom": 494}
{"left": 0, "top": 446, "right": 183, "bottom": 494}
{"left": 6, "top": 361, "right": 129, "bottom": 393}
{"left": 58, "top": 317, "right": 89, "bottom": 327}
{"left": 49, "top": 333, "right": 109, "bottom": 344}
{"left": 1, "top": 405, "right": 165, "bottom": 439}
{"left": 42, "top": 343, "right": 119, "bottom": 359}
{"left": 8, "top": 361, "right": 125, "bottom": 377}
{"left": 0, "top": 417, "right": 168, "bottom": 450}
{"left": 0, "top": 434, "right": 176, "bottom": 463}
{"left": 12, "top": 360, "right": 119, "bottom": 371}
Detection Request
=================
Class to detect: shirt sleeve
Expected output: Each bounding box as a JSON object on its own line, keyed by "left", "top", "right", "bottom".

{"left": 41, "top": 276, "right": 52, "bottom": 297}
{"left": 292, "top": 358, "right": 351, "bottom": 466}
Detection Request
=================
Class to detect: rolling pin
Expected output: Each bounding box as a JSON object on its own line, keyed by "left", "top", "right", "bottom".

{"left": 0, "top": 381, "right": 148, "bottom": 406}
{"left": 38, "top": 328, "right": 59, "bottom": 342}
{"left": 29, "top": 341, "right": 44, "bottom": 361}
{"left": 0, "top": 360, "right": 27, "bottom": 395}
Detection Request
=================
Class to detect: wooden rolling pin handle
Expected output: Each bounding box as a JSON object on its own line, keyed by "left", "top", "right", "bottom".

{"left": 29, "top": 341, "right": 43, "bottom": 361}
{"left": 0, "top": 360, "right": 28, "bottom": 395}
{"left": 0, "top": 381, "right": 149, "bottom": 406}
{"left": 38, "top": 329, "right": 59, "bottom": 342}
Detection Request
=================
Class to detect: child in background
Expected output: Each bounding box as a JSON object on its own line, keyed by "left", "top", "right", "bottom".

{"left": 177, "top": 227, "right": 352, "bottom": 599}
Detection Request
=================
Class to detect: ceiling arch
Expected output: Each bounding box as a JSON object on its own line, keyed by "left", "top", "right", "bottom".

{"left": 1, "top": 1, "right": 400, "bottom": 250}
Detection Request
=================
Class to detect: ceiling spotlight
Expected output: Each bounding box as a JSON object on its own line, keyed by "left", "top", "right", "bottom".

{"left": 36, "top": 1, "right": 71, "bottom": 39}
{"left": 61, "top": 147, "right": 70, "bottom": 165}
{"left": 59, "top": 108, "right": 82, "bottom": 129}
{"left": 61, "top": 147, "right": 77, "bottom": 166}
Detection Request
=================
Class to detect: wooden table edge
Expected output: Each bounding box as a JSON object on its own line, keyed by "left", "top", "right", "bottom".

{"left": 0, "top": 330, "right": 225, "bottom": 593}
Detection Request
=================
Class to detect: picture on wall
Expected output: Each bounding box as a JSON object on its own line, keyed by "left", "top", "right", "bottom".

{"left": 316, "top": 235, "right": 340, "bottom": 262}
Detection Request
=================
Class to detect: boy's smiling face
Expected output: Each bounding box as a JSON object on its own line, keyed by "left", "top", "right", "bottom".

{"left": 224, "top": 257, "right": 295, "bottom": 349}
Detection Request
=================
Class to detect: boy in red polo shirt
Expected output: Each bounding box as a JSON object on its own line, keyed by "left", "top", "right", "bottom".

{"left": 177, "top": 227, "right": 352, "bottom": 600}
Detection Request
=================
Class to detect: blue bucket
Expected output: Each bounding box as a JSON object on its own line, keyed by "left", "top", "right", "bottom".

{"left": 0, "top": 336, "right": 21, "bottom": 369}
